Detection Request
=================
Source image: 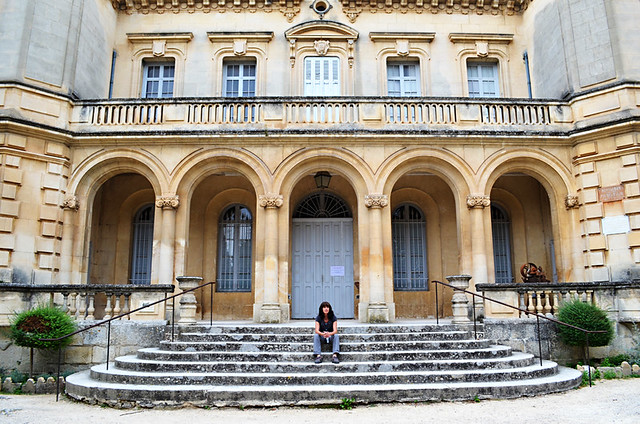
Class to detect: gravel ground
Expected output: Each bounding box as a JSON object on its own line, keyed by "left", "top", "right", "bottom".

{"left": 1, "top": 379, "right": 639, "bottom": 424}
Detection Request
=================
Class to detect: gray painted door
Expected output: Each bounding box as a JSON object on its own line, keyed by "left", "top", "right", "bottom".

{"left": 291, "top": 218, "right": 354, "bottom": 319}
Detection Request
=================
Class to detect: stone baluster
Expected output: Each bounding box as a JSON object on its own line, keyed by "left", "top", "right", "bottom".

{"left": 543, "top": 290, "right": 553, "bottom": 316}
{"left": 86, "top": 293, "right": 95, "bottom": 320}
{"left": 552, "top": 291, "right": 561, "bottom": 315}
{"left": 518, "top": 291, "right": 526, "bottom": 317}
{"left": 77, "top": 292, "right": 86, "bottom": 319}
{"left": 113, "top": 293, "right": 122, "bottom": 319}
{"left": 69, "top": 292, "right": 78, "bottom": 318}
{"left": 62, "top": 292, "right": 70, "bottom": 314}
{"left": 586, "top": 290, "right": 594, "bottom": 304}
{"left": 177, "top": 276, "right": 202, "bottom": 325}
{"left": 123, "top": 293, "right": 131, "bottom": 319}
{"left": 526, "top": 291, "right": 535, "bottom": 314}
{"left": 446, "top": 275, "right": 472, "bottom": 324}
{"left": 104, "top": 293, "right": 113, "bottom": 320}
{"left": 535, "top": 291, "right": 543, "bottom": 314}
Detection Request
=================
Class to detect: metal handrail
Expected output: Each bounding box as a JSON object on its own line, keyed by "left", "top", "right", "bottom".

{"left": 432, "top": 280, "right": 607, "bottom": 387}
{"left": 40, "top": 280, "right": 216, "bottom": 400}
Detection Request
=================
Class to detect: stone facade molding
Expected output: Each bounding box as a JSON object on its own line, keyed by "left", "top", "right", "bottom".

{"left": 466, "top": 194, "right": 490, "bottom": 209}
{"left": 365, "top": 194, "right": 388, "bottom": 209}
{"left": 259, "top": 194, "right": 284, "bottom": 209}
{"left": 155, "top": 195, "right": 180, "bottom": 210}
{"left": 565, "top": 194, "right": 580, "bottom": 210}
{"left": 61, "top": 196, "right": 79, "bottom": 211}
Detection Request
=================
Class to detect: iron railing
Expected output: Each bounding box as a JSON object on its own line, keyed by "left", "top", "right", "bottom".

{"left": 41, "top": 280, "right": 216, "bottom": 401}
{"left": 432, "top": 280, "right": 607, "bottom": 387}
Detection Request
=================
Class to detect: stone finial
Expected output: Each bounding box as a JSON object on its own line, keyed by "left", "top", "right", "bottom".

{"left": 365, "top": 194, "right": 388, "bottom": 209}
{"left": 565, "top": 194, "right": 579, "bottom": 209}
{"left": 466, "top": 194, "right": 490, "bottom": 209}
{"left": 155, "top": 195, "right": 180, "bottom": 210}
{"left": 258, "top": 194, "right": 283, "bottom": 209}
{"left": 62, "top": 195, "right": 79, "bottom": 211}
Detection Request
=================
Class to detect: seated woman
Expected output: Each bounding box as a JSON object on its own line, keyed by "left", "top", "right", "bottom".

{"left": 313, "top": 301, "right": 340, "bottom": 364}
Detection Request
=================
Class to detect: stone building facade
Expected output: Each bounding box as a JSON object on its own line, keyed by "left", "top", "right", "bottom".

{"left": 1, "top": 0, "right": 639, "bottom": 325}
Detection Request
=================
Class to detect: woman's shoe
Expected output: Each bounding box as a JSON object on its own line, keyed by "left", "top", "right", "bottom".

{"left": 332, "top": 354, "right": 339, "bottom": 364}
{"left": 314, "top": 354, "right": 322, "bottom": 364}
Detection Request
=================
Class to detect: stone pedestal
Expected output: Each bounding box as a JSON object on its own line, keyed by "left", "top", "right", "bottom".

{"left": 446, "top": 274, "right": 472, "bottom": 324}
{"left": 366, "top": 303, "right": 390, "bottom": 323}
{"left": 258, "top": 303, "right": 283, "bottom": 323}
{"left": 177, "top": 276, "right": 202, "bottom": 325}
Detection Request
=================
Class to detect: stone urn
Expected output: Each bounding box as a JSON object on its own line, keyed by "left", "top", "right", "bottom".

{"left": 446, "top": 275, "right": 472, "bottom": 324}
{"left": 176, "top": 276, "right": 202, "bottom": 325}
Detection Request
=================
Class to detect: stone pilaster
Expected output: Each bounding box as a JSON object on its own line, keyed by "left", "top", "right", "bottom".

{"left": 257, "top": 194, "right": 284, "bottom": 323}
{"left": 365, "top": 193, "right": 390, "bottom": 323}
{"left": 466, "top": 194, "right": 489, "bottom": 285}
{"left": 156, "top": 195, "right": 179, "bottom": 287}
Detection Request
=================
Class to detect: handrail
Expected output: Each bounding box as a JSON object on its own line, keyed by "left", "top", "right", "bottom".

{"left": 432, "top": 280, "right": 607, "bottom": 387}
{"left": 40, "top": 280, "right": 216, "bottom": 400}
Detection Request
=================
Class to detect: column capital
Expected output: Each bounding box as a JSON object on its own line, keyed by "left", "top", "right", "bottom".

{"left": 61, "top": 195, "right": 79, "bottom": 211}
{"left": 258, "top": 194, "right": 283, "bottom": 209}
{"left": 364, "top": 194, "right": 388, "bottom": 208}
{"left": 155, "top": 195, "right": 180, "bottom": 210}
{"left": 466, "top": 194, "right": 490, "bottom": 209}
{"left": 565, "top": 194, "right": 579, "bottom": 209}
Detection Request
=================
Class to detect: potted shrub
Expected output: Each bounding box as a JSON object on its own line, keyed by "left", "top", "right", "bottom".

{"left": 9, "top": 305, "right": 76, "bottom": 378}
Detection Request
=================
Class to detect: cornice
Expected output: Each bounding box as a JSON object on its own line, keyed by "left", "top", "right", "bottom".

{"left": 207, "top": 32, "right": 274, "bottom": 43}
{"left": 127, "top": 32, "right": 194, "bottom": 43}
{"left": 369, "top": 32, "right": 436, "bottom": 43}
{"left": 448, "top": 33, "right": 514, "bottom": 44}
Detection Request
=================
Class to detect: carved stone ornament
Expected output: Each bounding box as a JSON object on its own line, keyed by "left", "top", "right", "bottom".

{"left": 152, "top": 40, "right": 166, "bottom": 56}
{"left": 565, "top": 194, "right": 579, "bottom": 210}
{"left": 62, "top": 196, "right": 79, "bottom": 211}
{"left": 466, "top": 194, "right": 491, "bottom": 209}
{"left": 233, "top": 39, "right": 247, "bottom": 56}
{"left": 475, "top": 41, "right": 489, "bottom": 57}
{"left": 395, "top": 40, "right": 410, "bottom": 57}
{"left": 155, "top": 195, "right": 180, "bottom": 209}
{"left": 364, "top": 194, "right": 388, "bottom": 209}
{"left": 258, "top": 194, "right": 283, "bottom": 209}
{"left": 314, "top": 40, "right": 331, "bottom": 56}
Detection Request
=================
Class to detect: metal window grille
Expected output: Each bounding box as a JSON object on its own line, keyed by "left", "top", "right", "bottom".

{"left": 491, "top": 204, "right": 514, "bottom": 283}
{"left": 217, "top": 205, "right": 253, "bottom": 292}
{"left": 392, "top": 204, "right": 428, "bottom": 291}
{"left": 130, "top": 204, "right": 154, "bottom": 285}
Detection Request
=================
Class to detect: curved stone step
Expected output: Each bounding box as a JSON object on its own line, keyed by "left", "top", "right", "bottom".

{"left": 158, "top": 339, "right": 493, "bottom": 352}
{"left": 87, "top": 360, "right": 559, "bottom": 386}
{"left": 116, "top": 351, "right": 536, "bottom": 373}
{"left": 175, "top": 330, "right": 470, "bottom": 343}
{"left": 181, "top": 323, "right": 466, "bottom": 335}
{"left": 137, "top": 345, "right": 513, "bottom": 362}
{"left": 66, "top": 365, "right": 582, "bottom": 408}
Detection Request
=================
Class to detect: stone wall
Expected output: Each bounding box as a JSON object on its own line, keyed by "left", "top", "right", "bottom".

{"left": 0, "top": 320, "right": 167, "bottom": 375}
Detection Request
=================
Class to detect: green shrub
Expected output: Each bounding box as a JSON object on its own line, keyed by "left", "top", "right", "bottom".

{"left": 601, "top": 354, "right": 630, "bottom": 367}
{"left": 602, "top": 369, "right": 618, "bottom": 379}
{"left": 10, "top": 305, "right": 76, "bottom": 350}
{"left": 556, "top": 300, "right": 614, "bottom": 348}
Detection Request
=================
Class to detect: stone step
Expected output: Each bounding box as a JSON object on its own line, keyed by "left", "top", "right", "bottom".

{"left": 175, "top": 330, "right": 470, "bottom": 343}
{"left": 158, "top": 339, "right": 493, "bottom": 352}
{"left": 180, "top": 323, "right": 467, "bottom": 335}
{"left": 88, "top": 360, "right": 559, "bottom": 386}
{"left": 65, "top": 365, "right": 582, "bottom": 408}
{"left": 115, "top": 351, "right": 536, "bottom": 373}
{"left": 137, "top": 345, "right": 513, "bottom": 362}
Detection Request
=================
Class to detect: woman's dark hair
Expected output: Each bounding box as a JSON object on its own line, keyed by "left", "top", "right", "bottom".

{"left": 317, "top": 301, "right": 336, "bottom": 321}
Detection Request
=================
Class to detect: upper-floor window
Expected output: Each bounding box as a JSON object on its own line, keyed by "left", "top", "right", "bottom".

{"left": 467, "top": 60, "right": 499, "bottom": 98}
{"left": 142, "top": 60, "right": 175, "bottom": 98}
{"left": 387, "top": 61, "right": 421, "bottom": 96}
{"left": 223, "top": 59, "right": 256, "bottom": 97}
{"left": 304, "top": 56, "right": 340, "bottom": 96}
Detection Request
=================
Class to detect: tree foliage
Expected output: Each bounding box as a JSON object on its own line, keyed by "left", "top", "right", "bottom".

{"left": 10, "top": 305, "right": 76, "bottom": 350}
{"left": 557, "top": 300, "right": 614, "bottom": 347}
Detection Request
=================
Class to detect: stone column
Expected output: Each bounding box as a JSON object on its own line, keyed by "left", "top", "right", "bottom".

{"left": 156, "top": 195, "right": 180, "bottom": 286}
{"left": 59, "top": 195, "right": 79, "bottom": 284}
{"left": 446, "top": 274, "right": 472, "bottom": 324}
{"left": 177, "top": 276, "right": 202, "bottom": 325}
{"left": 466, "top": 194, "right": 490, "bottom": 285}
{"left": 365, "top": 194, "right": 390, "bottom": 323}
{"left": 258, "top": 194, "right": 283, "bottom": 323}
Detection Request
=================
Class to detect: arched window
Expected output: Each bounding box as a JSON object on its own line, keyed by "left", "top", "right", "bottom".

{"left": 293, "top": 192, "right": 351, "bottom": 218}
{"left": 491, "top": 204, "right": 513, "bottom": 284}
{"left": 130, "top": 204, "right": 154, "bottom": 285}
{"left": 392, "top": 204, "right": 428, "bottom": 291}
{"left": 217, "top": 205, "right": 253, "bottom": 292}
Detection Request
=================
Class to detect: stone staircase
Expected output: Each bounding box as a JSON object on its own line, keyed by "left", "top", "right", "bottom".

{"left": 65, "top": 322, "right": 582, "bottom": 408}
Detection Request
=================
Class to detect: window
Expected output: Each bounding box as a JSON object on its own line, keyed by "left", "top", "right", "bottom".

{"left": 142, "top": 60, "right": 175, "bottom": 98}
{"left": 223, "top": 60, "right": 256, "bottom": 97}
{"left": 304, "top": 56, "right": 340, "bottom": 96}
{"left": 130, "top": 204, "right": 154, "bottom": 285}
{"left": 392, "top": 204, "right": 428, "bottom": 291}
{"left": 217, "top": 205, "right": 253, "bottom": 292}
{"left": 467, "top": 60, "right": 499, "bottom": 98}
{"left": 491, "top": 204, "right": 513, "bottom": 284}
{"left": 387, "top": 61, "right": 421, "bottom": 96}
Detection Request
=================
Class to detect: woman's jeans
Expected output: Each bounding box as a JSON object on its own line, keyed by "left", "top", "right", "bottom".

{"left": 313, "top": 333, "right": 340, "bottom": 355}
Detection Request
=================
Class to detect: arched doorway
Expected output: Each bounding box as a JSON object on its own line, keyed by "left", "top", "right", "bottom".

{"left": 291, "top": 192, "right": 354, "bottom": 318}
